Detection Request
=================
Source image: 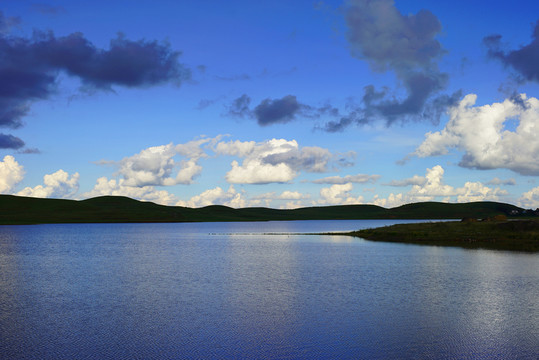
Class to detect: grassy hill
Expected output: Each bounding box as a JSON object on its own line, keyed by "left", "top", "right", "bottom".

{"left": 0, "top": 194, "right": 526, "bottom": 225}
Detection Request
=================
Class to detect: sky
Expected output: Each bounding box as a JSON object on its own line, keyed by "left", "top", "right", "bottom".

{"left": 1, "top": 0, "right": 539, "bottom": 209}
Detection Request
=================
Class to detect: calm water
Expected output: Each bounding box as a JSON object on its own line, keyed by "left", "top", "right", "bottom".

{"left": 0, "top": 220, "right": 537, "bottom": 359}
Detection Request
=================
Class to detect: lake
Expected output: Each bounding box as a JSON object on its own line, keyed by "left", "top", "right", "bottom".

{"left": 0, "top": 220, "right": 537, "bottom": 359}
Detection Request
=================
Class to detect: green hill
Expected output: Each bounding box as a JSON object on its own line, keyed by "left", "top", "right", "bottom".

{"left": 0, "top": 194, "right": 526, "bottom": 225}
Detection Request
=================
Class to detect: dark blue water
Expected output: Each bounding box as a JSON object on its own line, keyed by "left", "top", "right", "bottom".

{"left": 0, "top": 221, "right": 537, "bottom": 359}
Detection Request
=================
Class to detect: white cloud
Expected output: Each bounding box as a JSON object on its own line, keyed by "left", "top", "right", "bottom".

{"left": 251, "top": 190, "right": 311, "bottom": 207}
{"left": 406, "top": 165, "right": 455, "bottom": 201}
{"left": 103, "top": 137, "right": 221, "bottom": 188}
{"left": 312, "top": 173, "right": 380, "bottom": 184}
{"left": 17, "top": 170, "right": 79, "bottom": 199}
{"left": 414, "top": 93, "right": 539, "bottom": 175}
{"left": 278, "top": 190, "right": 309, "bottom": 200}
{"left": 373, "top": 165, "right": 507, "bottom": 207}
{"left": 518, "top": 186, "right": 539, "bottom": 209}
{"left": 0, "top": 155, "right": 24, "bottom": 193}
{"left": 372, "top": 193, "right": 406, "bottom": 208}
{"left": 118, "top": 143, "right": 202, "bottom": 187}
{"left": 227, "top": 159, "right": 296, "bottom": 184}
{"left": 176, "top": 185, "right": 246, "bottom": 208}
{"left": 218, "top": 138, "right": 334, "bottom": 184}
{"left": 83, "top": 177, "right": 177, "bottom": 205}
{"left": 318, "top": 183, "right": 364, "bottom": 205}
{"left": 281, "top": 201, "right": 305, "bottom": 209}
{"left": 214, "top": 139, "right": 256, "bottom": 157}
{"left": 456, "top": 181, "right": 508, "bottom": 203}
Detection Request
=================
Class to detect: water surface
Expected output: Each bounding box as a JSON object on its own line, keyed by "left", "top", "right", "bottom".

{"left": 0, "top": 220, "right": 537, "bottom": 359}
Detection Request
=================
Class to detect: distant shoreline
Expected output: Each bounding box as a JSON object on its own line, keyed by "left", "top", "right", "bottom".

{"left": 1, "top": 194, "right": 533, "bottom": 225}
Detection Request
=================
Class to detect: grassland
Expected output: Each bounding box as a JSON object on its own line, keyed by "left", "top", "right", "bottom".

{"left": 0, "top": 194, "right": 527, "bottom": 224}
{"left": 346, "top": 219, "right": 539, "bottom": 252}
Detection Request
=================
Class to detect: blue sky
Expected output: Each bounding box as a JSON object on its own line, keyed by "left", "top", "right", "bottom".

{"left": 1, "top": 0, "right": 539, "bottom": 209}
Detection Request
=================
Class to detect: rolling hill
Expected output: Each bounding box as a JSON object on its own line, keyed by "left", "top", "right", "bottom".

{"left": 0, "top": 194, "right": 527, "bottom": 224}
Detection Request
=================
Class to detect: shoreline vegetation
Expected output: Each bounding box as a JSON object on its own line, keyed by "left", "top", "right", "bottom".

{"left": 2, "top": 194, "right": 538, "bottom": 252}
{"left": 334, "top": 218, "right": 539, "bottom": 253}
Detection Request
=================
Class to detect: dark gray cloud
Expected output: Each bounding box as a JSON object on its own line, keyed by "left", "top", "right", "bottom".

{"left": 226, "top": 94, "right": 252, "bottom": 118}
{"left": 226, "top": 94, "right": 342, "bottom": 126}
{"left": 34, "top": 32, "right": 189, "bottom": 89}
{"left": 321, "top": 112, "right": 357, "bottom": 133}
{"left": 254, "top": 95, "right": 301, "bottom": 126}
{"left": 0, "top": 134, "right": 24, "bottom": 149}
{"left": 261, "top": 146, "right": 332, "bottom": 173}
{"left": 325, "top": 0, "right": 455, "bottom": 130}
{"left": 0, "top": 13, "right": 190, "bottom": 148}
{"left": 225, "top": 94, "right": 300, "bottom": 125}
{"left": 236, "top": 1, "right": 456, "bottom": 131}
{"left": 346, "top": 0, "right": 444, "bottom": 72}
{"left": 484, "top": 20, "right": 539, "bottom": 83}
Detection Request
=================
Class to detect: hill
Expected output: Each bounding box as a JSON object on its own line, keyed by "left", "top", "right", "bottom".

{"left": 0, "top": 195, "right": 526, "bottom": 224}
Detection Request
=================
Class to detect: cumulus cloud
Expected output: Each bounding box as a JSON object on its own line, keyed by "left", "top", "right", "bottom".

{"left": 372, "top": 165, "right": 507, "bottom": 207}
{"left": 484, "top": 20, "right": 539, "bottom": 83}
{"left": 215, "top": 138, "right": 338, "bottom": 184}
{"left": 82, "top": 177, "right": 177, "bottom": 205}
{"left": 371, "top": 193, "right": 406, "bottom": 208}
{"left": 318, "top": 183, "right": 364, "bottom": 205}
{"left": 0, "top": 155, "right": 24, "bottom": 193}
{"left": 413, "top": 93, "right": 539, "bottom": 175}
{"left": 214, "top": 139, "right": 256, "bottom": 157}
{"left": 455, "top": 181, "right": 508, "bottom": 203}
{"left": 102, "top": 137, "right": 218, "bottom": 187}
{"left": 518, "top": 186, "right": 539, "bottom": 209}
{"left": 321, "top": 0, "right": 459, "bottom": 131}
{"left": 251, "top": 190, "right": 311, "bottom": 207}
{"left": 0, "top": 13, "right": 190, "bottom": 148}
{"left": 276, "top": 190, "right": 309, "bottom": 200}
{"left": 17, "top": 169, "right": 79, "bottom": 198}
{"left": 176, "top": 185, "right": 246, "bottom": 208}
{"left": 312, "top": 173, "right": 380, "bottom": 184}
{"left": 405, "top": 165, "right": 454, "bottom": 201}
